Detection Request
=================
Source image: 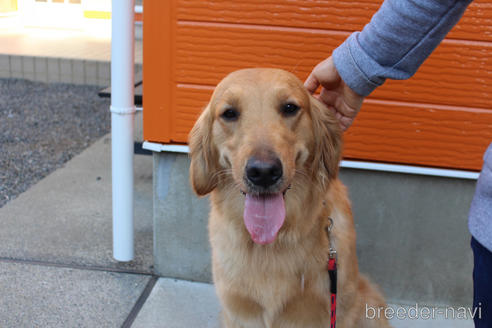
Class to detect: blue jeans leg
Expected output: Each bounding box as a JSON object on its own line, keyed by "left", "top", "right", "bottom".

{"left": 472, "top": 237, "right": 492, "bottom": 327}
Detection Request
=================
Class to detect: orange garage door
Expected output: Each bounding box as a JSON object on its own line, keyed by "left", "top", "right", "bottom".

{"left": 143, "top": 0, "right": 492, "bottom": 171}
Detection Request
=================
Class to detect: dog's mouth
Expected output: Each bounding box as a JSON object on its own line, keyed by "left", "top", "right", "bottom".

{"left": 240, "top": 154, "right": 290, "bottom": 245}
{"left": 242, "top": 189, "right": 288, "bottom": 245}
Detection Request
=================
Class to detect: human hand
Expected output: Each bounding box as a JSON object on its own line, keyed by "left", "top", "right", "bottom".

{"left": 304, "top": 56, "right": 365, "bottom": 131}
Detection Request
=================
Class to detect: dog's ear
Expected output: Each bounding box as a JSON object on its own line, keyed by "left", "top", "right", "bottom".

{"left": 189, "top": 104, "right": 218, "bottom": 196}
{"left": 309, "top": 95, "right": 342, "bottom": 188}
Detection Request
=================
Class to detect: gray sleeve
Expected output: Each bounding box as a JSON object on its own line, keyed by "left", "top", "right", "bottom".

{"left": 332, "top": 0, "right": 473, "bottom": 97}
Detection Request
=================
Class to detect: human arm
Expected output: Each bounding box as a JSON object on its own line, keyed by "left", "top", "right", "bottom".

{"left": 305, "top": 0, "right": 474, "bottom": 130}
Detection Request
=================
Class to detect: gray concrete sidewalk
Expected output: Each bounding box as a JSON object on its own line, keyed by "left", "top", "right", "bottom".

{"left": 0, "top": 118, "right": 154, "bottom": 326}
{"left": 133, "top": 278, "right": 474, "bottom": 328}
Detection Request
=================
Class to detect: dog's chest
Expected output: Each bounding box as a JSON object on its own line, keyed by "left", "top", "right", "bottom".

{"left": 216, "top": 241, "right": 329, "bottom": 311}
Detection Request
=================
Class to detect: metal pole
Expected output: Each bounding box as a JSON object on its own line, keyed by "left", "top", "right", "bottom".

{"left": 110, "top": 0, "right": 135, "bottom": 261}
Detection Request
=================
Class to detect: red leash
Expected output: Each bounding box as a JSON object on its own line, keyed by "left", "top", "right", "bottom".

{"left": 328, "top": 255, "right": 337, "bottom": 328}
{"left": 326, "top": 218, "right": 337, "bottom": 328}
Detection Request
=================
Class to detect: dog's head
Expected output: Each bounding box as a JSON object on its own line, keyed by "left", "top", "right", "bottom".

{"left": 189, "top": 68, "right": 341, "bottom": 244}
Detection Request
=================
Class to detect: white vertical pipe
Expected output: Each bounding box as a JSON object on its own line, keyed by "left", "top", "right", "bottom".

{"left": 111, "top": 0, "right": 135, "bottom": 261}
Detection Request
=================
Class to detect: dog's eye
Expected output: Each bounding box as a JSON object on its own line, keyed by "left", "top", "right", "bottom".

{"left": 281, "top": 103, "right": 300, "bottom": 116}
{"left": 221, "top": 108, "right": 239, "bottom": 121}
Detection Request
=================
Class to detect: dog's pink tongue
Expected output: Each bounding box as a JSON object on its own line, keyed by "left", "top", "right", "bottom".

{"left": 244, "top": 193, "right": 285, "bottom": 245}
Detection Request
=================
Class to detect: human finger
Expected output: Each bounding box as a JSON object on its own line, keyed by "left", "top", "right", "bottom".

{"left": 318, "top": 88, "right": 338, "bottom": 107}
{"left": 311, "top": 57, "right": 340, "bottom": 90}
{"left": 304, "top": 73, "right": 320, "bottom": 94}
{"left": 320, "top": 87, "right": 360, "bottom": 119}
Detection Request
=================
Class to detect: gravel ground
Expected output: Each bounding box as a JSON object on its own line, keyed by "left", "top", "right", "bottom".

{"left": 0, "top": 79, "right": 111, "bottom": 208}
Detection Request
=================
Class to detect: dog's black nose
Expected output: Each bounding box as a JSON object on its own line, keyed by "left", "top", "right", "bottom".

{"left": 246, "top": 157, "right": 282, "bottom": 188}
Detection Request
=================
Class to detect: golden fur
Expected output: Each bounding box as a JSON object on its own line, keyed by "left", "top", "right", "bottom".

{"left": 189, "top": 68, "right": 391, "bottom": 328}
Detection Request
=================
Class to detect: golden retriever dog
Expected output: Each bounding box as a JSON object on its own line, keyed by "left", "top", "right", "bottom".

{"left": 189, "top": 68, "right": 391, "bottom": 328}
